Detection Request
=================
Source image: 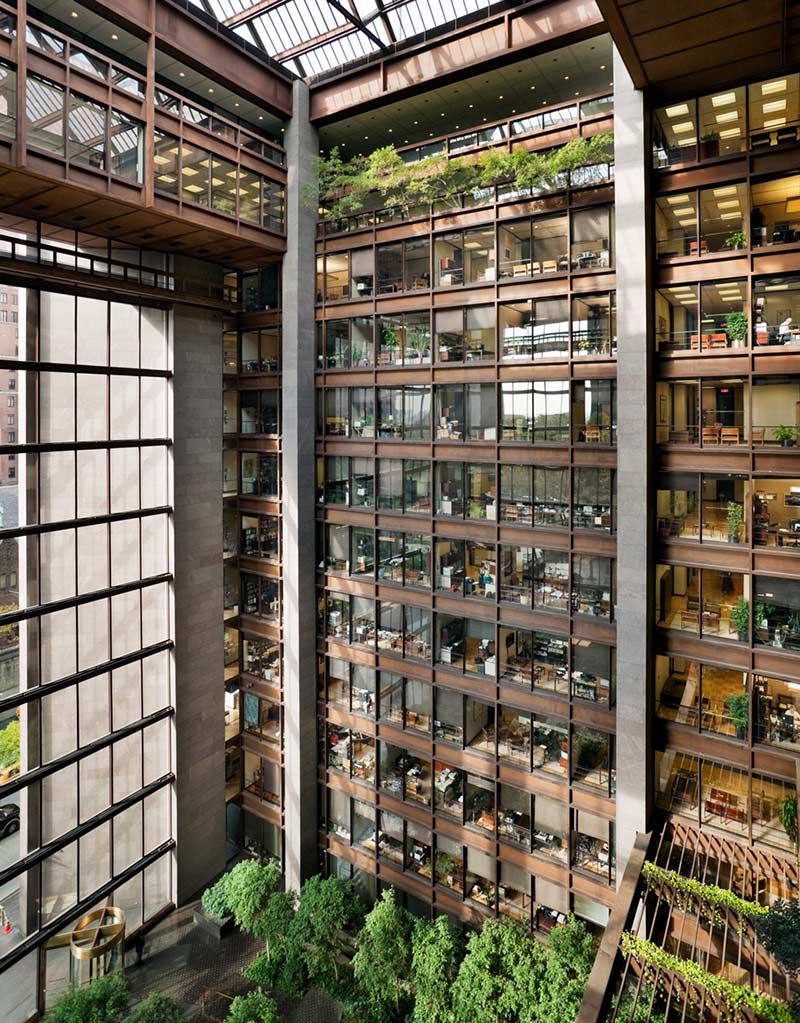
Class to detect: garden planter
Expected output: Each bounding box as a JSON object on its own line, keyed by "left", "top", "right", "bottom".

{"left": 193, "top": 907, "right": 235, "bottom": 941}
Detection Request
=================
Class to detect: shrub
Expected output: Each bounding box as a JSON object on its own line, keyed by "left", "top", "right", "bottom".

{"left": 44, "top": 973, "right": 129, "bottom": 1023}
{"left": 127, "top": 993, "right": 183, "bottom": 1023}
{"left": 224, "top": 860, "right": 280, "bottom": 933}
{"left": 757, "top": 898, "right": 800, "bottom": 975}
{"left": 202, "top": 873, "right": 232, "bottom": 920}
{"left": 225, "top": 990, "right": 280, "bottom": 1023}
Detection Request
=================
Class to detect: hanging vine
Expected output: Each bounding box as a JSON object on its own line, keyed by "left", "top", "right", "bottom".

{"left": 641, "top": 862, "right": 769, "bottom": 931}
{"left": 311, "top": 132, "right": 614, "bottom": 221}
{"left": 620, "top": 933, "right": 794, "bottom": 1023}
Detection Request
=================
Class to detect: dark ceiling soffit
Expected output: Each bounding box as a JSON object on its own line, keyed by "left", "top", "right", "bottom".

{"left": 309, "top": 19, "right": 608, "bottom": 125}
{"left": 594, "top": 0, "right": 648, "bottom": 89}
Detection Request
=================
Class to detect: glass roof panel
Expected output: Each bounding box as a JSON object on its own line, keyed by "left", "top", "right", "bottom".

{"left": 189, "top": 0, "right": 498, "bottom": 79}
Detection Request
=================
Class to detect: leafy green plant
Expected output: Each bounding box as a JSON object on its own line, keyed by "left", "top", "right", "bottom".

{"left": 725, "top": 311, "right": 748, "bottom": 344}
{"left": 406, "top": 328, "right": 430, "bottom": 362}
{"left": 756, "top": 899, "right": 800, "bottom": 975}
{"left": 725, "top": 693, "right": 750, "bottom": 737}
{"left": 202, "top": 859, "right": 280, "bottom": 930}
{"left": 44, "top": 973, "right": 129, "bottom": 1023}
{"left": 243, "top": 889, "right": 296, "bottom": 987}
{"left": 225, "top": 990, "right": 280, "bottom": 1023}
{"left": 723, "top": 230, "right": 747, "bottom": 249}
{"left": 607, "top": 982, "right": 665, "bottom": 1023}
{"left": 773, "top": 425, "right": 797, "bottom": 446}
{"left": 0, "top": 718, "right": 19, "bottom": 768}
{"left": 730, "top": 598, "right": 750, "bottom": 639}
{"left": 410, "top": 915, "right": 462, "bottom": 1023}
{"left": 127, "top": 994, "right": 183, "bottom": 1023}
{"left": 352, "top": 889, "right": 414, "bottom": 1023}
{"left": 781, "top": 796, "right": 798, "bottom": 848}
{"left": 314, "top": 134, "right": 614, "bottom": 222}
{"left": 621, "top": 932, "right": 793, "bottom": 1023}
{"left": 641, "top": 862, "right": 765, "bottom": 926}
{"left": 701, "top": 131, "right": 720, "bottom": 142}
{"left": 726, "top": 501, "right": 743, "bottom": 540}
{"left": 201, "top": 873, "right": 231, "bottom": 920}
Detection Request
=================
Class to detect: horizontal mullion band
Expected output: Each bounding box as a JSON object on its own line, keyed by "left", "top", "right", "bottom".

{"left": 0, "top": 358, "right": 173, "bottom": 378}
{"left": 0, "top": 639, "right": 174, "bottom": 718}
{"left": 0, "top": 505, "right": 172, "bottom": 542}
{"left": 0, "top": 438, "right": 172, "bottom": 455}
{"left": 0, "top": 571, "right": 172, "bottom": 628}
{"left": 0, "top": 839, "right": 176, "bottom": 975}
{"left": 0, "top": 773, "right": 174, "bottom": 890}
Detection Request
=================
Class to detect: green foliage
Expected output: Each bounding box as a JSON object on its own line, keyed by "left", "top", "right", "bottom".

{"left": 535, "top": 915, "right": 597, "bottom": 1023}
{"left": 202, "top": 873, "right": 232, "bottom": 920}
{"left": 725, "top": 693, "right": 750, "bottom": 734}
{"left": 0, "top": 718, "right": 20, "bottom": 768}
{"left": 723, "top": 231, "right": 747, "bottom": 249}
{"left": 44, "top": 973, "right": 129, "bottom": 1023}
{"left": 450, "top": 918, "right": 547, "bottom": 1023}
{"left": 757, "top": 899, "right": 800, "bottom": 976}
{"left": 727, "top": 501, "right": 744, "bottom": 537}
{"left": 244, "top": 890, "right": 296, "bottom": 988}
{"left": 641, "top": 862, "right": 766, "bottom": 928}
{"left": 782, "top": 798, "right": 798, "bottom": 848}
{"left": 608, "top": 983, "right": 665, "bottom": 1023}
{"left": 225, "top": 990, "right": 280, "bottom": 1023}
{"left": 203, "top": 860, "right": 280, "bottom": 931}
{"left": 410, "top": 915, "right": 462, "bottom": 1023}
{"left": 773, "top": 425, "right": 797, "bottom": 446}
{"left": 315, "top": 134, "right": 614, "bottom": 221}
{"left": 730, "top": 598, "right": 750, "bottom": 638}
{"left": 725, "top": 311, "right": 748, "bottom": 344}
{"left": 127, "top": 994, "right": 183, "bottom": 1023}
{"left": 278, "top": 875, "right": 364, "bottom": 1000}
{"left": 352, "top": 889, "right": 414, "bottom": 1023}
{"left": 621, "top": 932, "right": 794, "bottom": 1023}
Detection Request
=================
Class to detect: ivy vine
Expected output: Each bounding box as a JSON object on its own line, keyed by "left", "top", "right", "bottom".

{"left": 642, "top": 862, "right": 769, "bottom": 931}
{"left": 620, "top": 933, "right": 794, "bottom": 1023}
{"left": 312, "top": 133, "right": 614, "bottom": 222}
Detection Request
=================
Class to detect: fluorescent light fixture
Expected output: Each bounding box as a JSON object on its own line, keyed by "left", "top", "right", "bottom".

{"left": 765, "top": 284, "right": 789, "bottom": 291}
{"left": 790, "top": 487, "right": 800, "bottom": 493}
{"left": 666, "top": 103, "right": 690, "bottom": 117}
{"left": 785, "top": 197, "right": 800, "bottom": 214}
{"left": 763, "top": 99, "right": 787, "bottom": 114}
{"left": 181, "top": 167, "right": 198, "bottom": 176}
{"left": 678, "top": 218, "right": 698, "bottom": 226}
{"left": 713, "top": 186, "right": 738, "bottom": 197}
{"left": 153, "top": 154, "right": 170, "bottom": 165}
{"left": 672, "top": 121, "right": 695, "bottom": 133}
{"left": 712, "top": 92, "right": 737, "bottom": 107}
{"left": 674, "top": 207, "right": 695, "bottom": 216}
{"left": 667, "top": 195, "right": 691, "bottom": 205}
{"left": 764, "top": 117, "right": 786, "bottom": 128}
{"left": 717, "top": 200, "right": 740, "bottom": 209}
{"left": 762, "top": 79, "right": 787, "bottom": 95}
{"left": 715, "top": 110, "right": 739, "bottom": 124}
{"left": 719, "top": 128, "right": 741, "bottom": 139}
{"left": 720, "top": 212, "right": 741, "bottom": 220}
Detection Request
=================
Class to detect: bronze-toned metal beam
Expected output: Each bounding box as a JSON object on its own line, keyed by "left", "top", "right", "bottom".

{"left": 223, "top": 0, "right": 290, "bottom": 29}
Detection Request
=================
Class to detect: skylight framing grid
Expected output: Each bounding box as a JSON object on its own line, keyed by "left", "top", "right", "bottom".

{"left": 192, "top": 0, "right": 493, "bottom": 76}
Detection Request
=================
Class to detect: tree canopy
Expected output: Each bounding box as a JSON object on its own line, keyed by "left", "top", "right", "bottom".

{"left": 351, "top": 889, "right": 414, "bottom": 1023}
{"left": 757, "top": 898, "right": 800, "bottom": 976}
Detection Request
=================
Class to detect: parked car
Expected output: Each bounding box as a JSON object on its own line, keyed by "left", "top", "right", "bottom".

{"left": 0, "top": 803, "right": 19, "bottom": 838}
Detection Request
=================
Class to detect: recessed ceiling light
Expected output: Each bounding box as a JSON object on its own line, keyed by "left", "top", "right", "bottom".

{"left": 208, "top": 88, "right": 214, "bottom": 94}
{"left": 720, "top": 212, "right": 741, "bottom": 220}
{"left": 469, "top": 104, "right": 474, "bottom": 108}
{"left": 111, "top": 33, "right": 118, "bottom": 40}
{"left": 674, "top": 207, "right": 695, "bottom": 216}
{"left": 179, "top": 72, "right": 185, "bottom": 77}
{"left": 713, "top": 186, "right": 737, "bottom": 197}
{"left": 564, "top": 75, "right": 569, "bottom": 80}
{"left": 711, "top": 92, "right": 736, "bottom": 107}
{"left": 717, "top": 200, "right": 740, "bottom": 209}
{"left": 482, "top": 118, "right": 487, "bottom": 122}
{"left": 429, "top": 133, "right": 433, "bottom": 137}
{"left": 666, "top": 104, "right": 689, "bottom": 118}
{"left": 574, "top": 92, "right": 579, "bottom": 96}
{"left": 498, "top": 95, "right": 503, "bottom": 99}
{"left": 364, "top": 135, "right": 369, "bottom": 139}
{"left": 719, "top": 127, "right": 740, "bottom": 139}
{"left": 672, "top": 121, "right": 695, "bottom": 133}
{"left": 600, "top": 64, "right": 606, "bottom": 70}
{"left": 762, "top": 80, "right": 787, "bottom": 95}
{"left": 715, "top": 110, "right": 738, "bottom": 123}
{"left": 530, "top": 86, "right": 535, "bottom": 90}
{"left": 70, "top": 10, "right": 79, "bottom": 17}
{"left": 413, "top": 120, "right": 418, "bottom": 125}
{"left": 763, "top": 99, "right": 787, "bottom": 114}
{"left": 259, "top": 116, "right": 263, "bottom": 120}
{"left": 388, "top": 128, "right": 393, "bottom": 133}
{"left": 441, "top": 113, "right": 445, "bottom": 116}
{"left": 764, "top": 117, "right": 786, "bottom": 128}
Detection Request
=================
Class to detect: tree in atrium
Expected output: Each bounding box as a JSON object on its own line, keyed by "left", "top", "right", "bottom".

{"left": 225, "top": 990, "right": 280, "bottom": 1023}
{"left": 351, "top": 889, "right": 415, "bottom": 1023}
{"left": 409, "top": 914, "right": 462, "bottom": 1023}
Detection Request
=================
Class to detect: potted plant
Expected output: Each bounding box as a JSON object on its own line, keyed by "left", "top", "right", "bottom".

{"left": 774, "top": 425, "right": 797, "bottom": 447}
{"left": 381, "top": 326, "right": 400, "bottom": 362}
{"left": 406, "top": 327, "right": 430, "bottom": 364}
{"left": 722, "top": 230, "right": 747, "bottom": 250}
{"left": 731, "top": 597, "right": 750, "bottom": 642}
{"left": 725, "top": 310, "right": 748, "bottom": 348}
{"left": 725, "top": 692, "right": 750, "bottom": 739}
{"left": 700, "top": 131, "right": 720, "bottom": 160}
{"left": 196, "top": 873, "right": 235, "bottom": 940}
{"left": 727, "top": 501, "right": 743, "bottom": 543}
{"left": 781, "top": 795, "right": 798, "bottom": 849}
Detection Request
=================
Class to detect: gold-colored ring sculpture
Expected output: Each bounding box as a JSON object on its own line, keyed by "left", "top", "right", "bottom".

{"left": 68, "top": 906, "right": 126, "bottom": 961}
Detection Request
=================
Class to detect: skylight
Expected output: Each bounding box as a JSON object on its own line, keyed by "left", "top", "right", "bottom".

{"left": 189, "top": 0, "right": 496, "bottom": 79}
